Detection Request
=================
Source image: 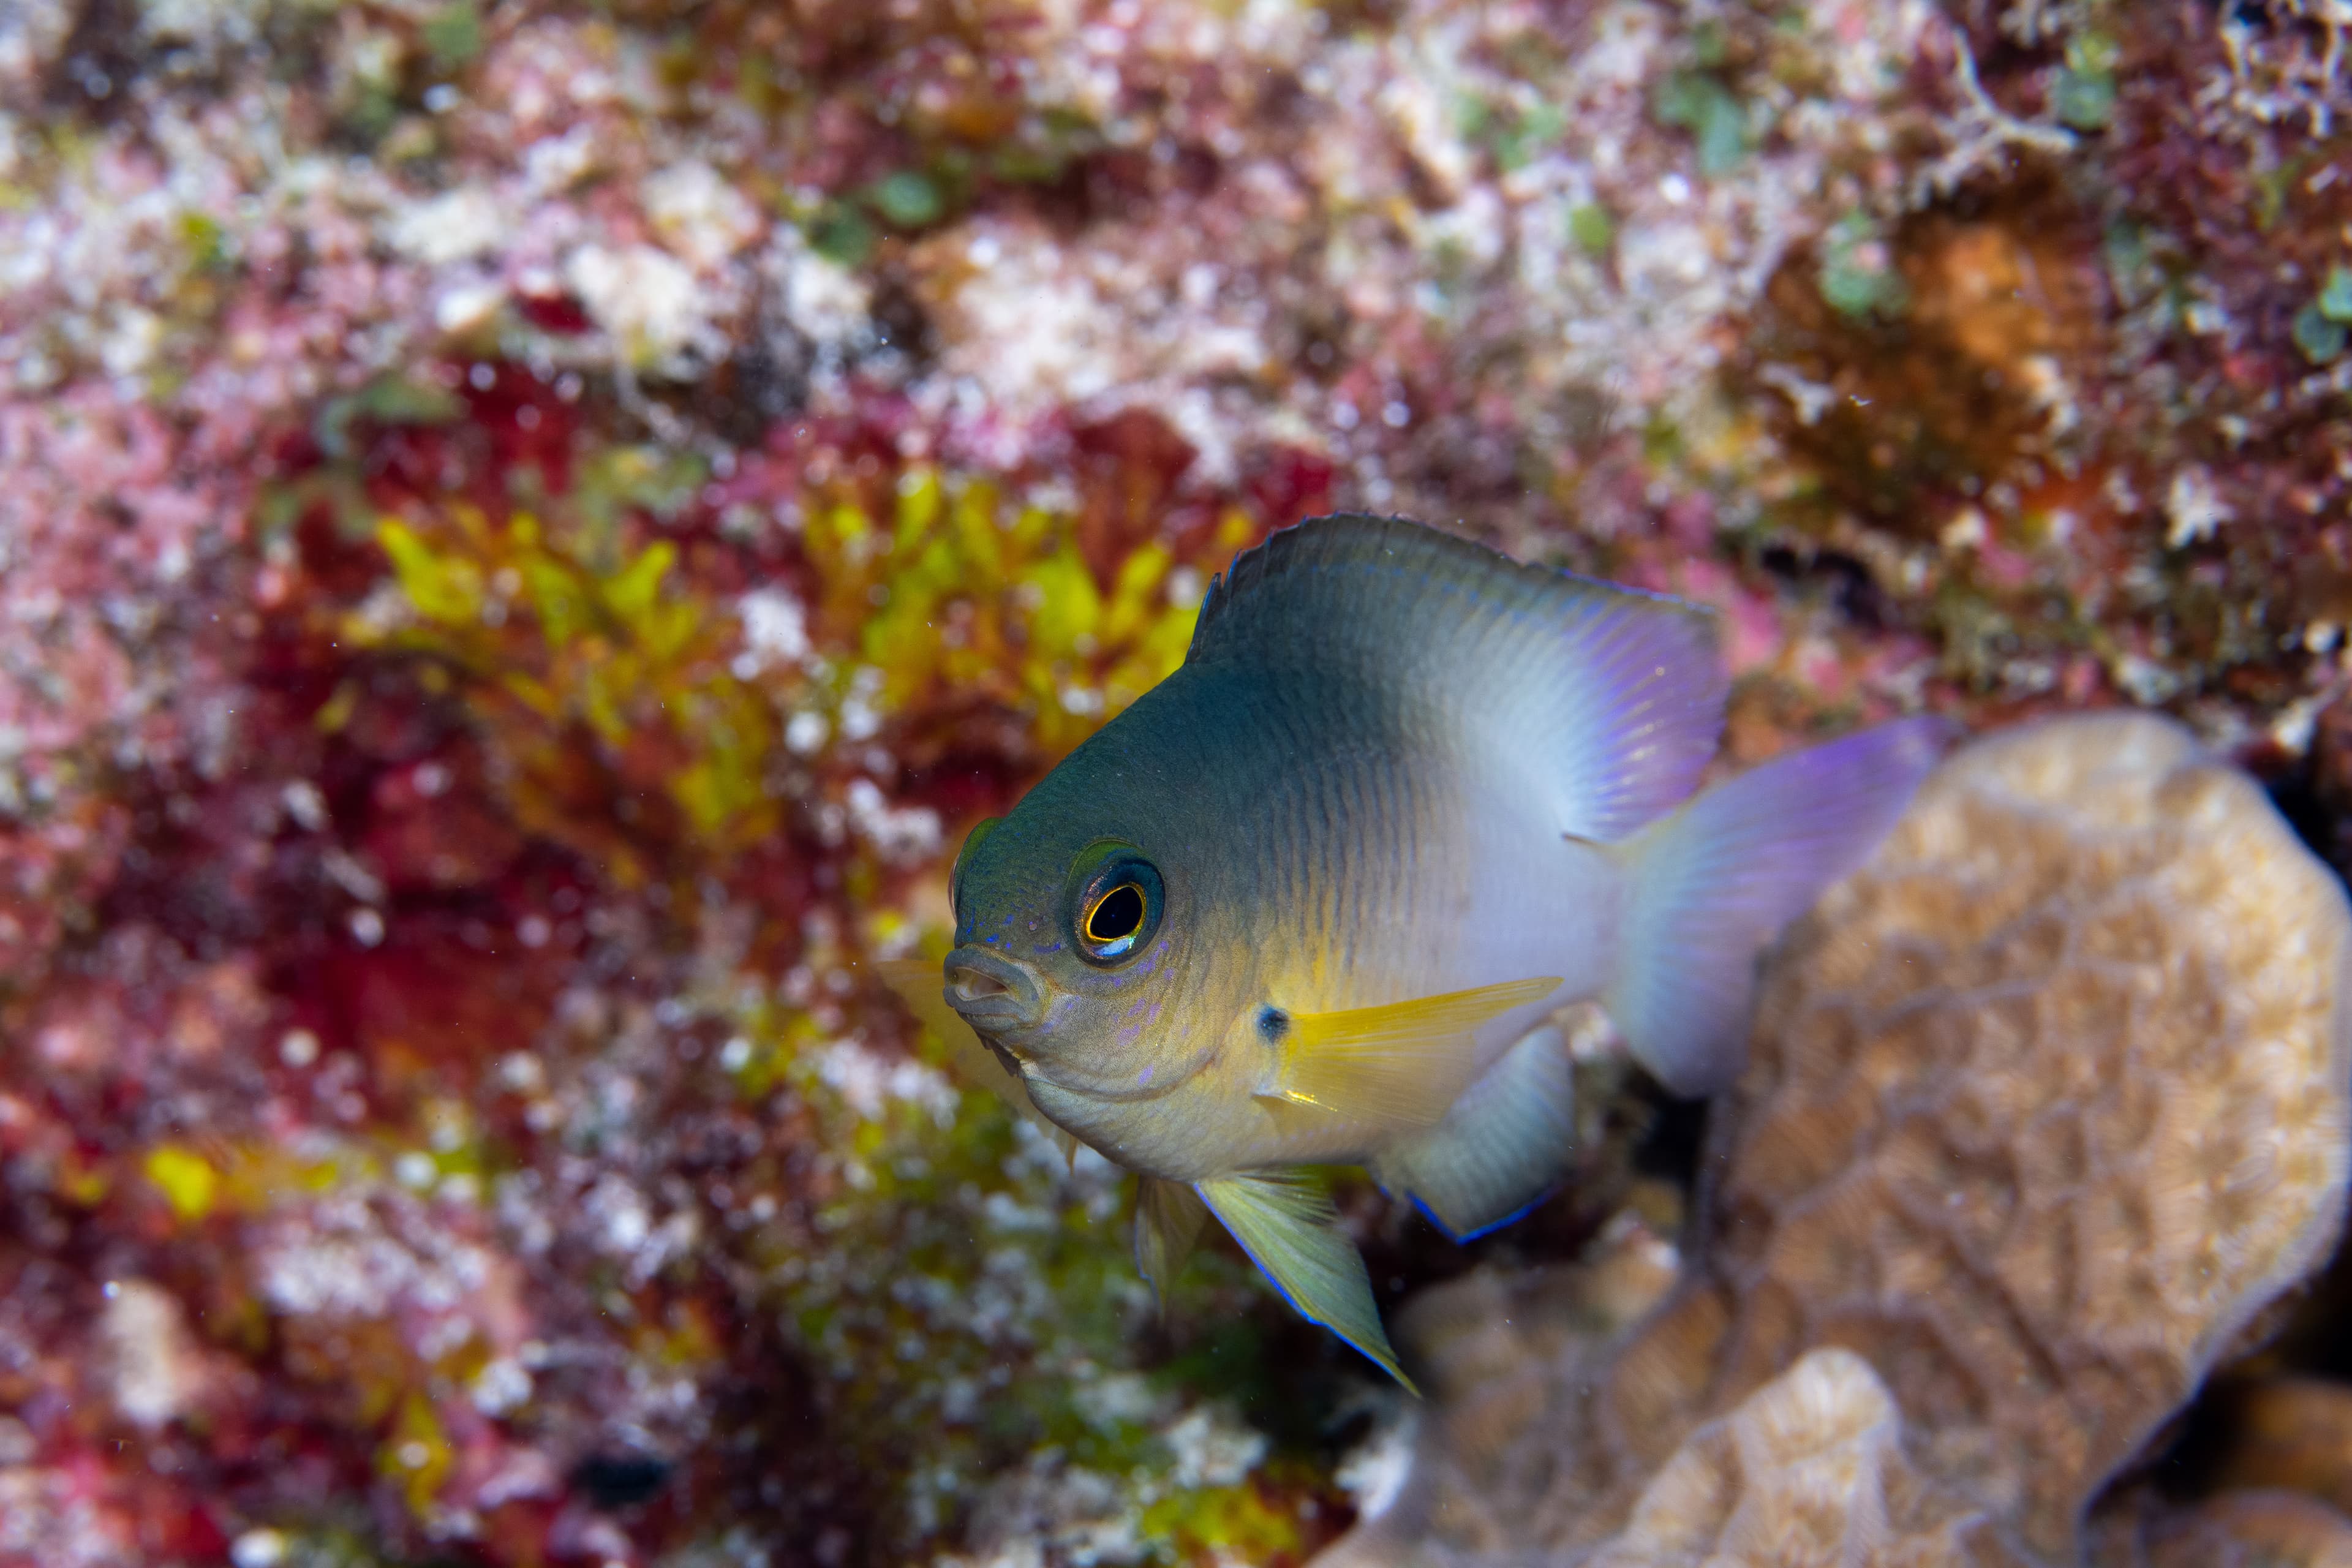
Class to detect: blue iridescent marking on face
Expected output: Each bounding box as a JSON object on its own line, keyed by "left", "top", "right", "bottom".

{"left": 1137, "top": 1065, "right": 1154, "bottom": 1086}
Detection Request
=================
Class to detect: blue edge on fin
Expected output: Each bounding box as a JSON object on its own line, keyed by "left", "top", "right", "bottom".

{"left": 1204, "top": 1175, "right": 1554, "bottom": 1383}
{"left": 1400, "top": 1186, "right": 1558, "bottom": 1244}
{"left": 1196, "top": 1182, "right": 1392, "bottom": 1378}
{"left": 1214, "top": 1208, "right": 1309, "bottom": 1318}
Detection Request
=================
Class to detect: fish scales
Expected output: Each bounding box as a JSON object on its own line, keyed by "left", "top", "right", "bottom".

{"left": 911, "top": 513, "right": 1948, "bottom": 1385}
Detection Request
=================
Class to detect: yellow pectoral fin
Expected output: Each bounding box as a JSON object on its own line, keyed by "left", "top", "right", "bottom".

{"left": 871, "top": 958, "right": 1080, "bottom": 1164}
{"left": 1261, "top": 976, "right": 1563, "bottom": 1129}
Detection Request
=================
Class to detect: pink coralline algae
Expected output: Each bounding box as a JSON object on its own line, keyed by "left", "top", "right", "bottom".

{"left": 4, "top": 0, "right": 2352, "bottom": 1563}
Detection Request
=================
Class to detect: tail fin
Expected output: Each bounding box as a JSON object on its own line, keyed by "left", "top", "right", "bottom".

{"left": 1605, "top": 718, "right": 1949, "bottom": 1096}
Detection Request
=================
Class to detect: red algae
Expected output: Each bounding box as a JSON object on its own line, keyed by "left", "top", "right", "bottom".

{"left": 2, "top": 0, "right": 2351, "bottom": 1563}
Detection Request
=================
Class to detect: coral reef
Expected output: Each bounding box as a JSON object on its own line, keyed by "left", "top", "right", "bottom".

{"left": 6, "top": 0, "right": 2352, "bottom": 1560}
{"left": 2199, "top": 1378, "right": 2352, "bottom": 1521}
{"left": 2092, "top": 1488, "right": 2352, "bottom": 1568}
{"left": 1326, "top": 713, "right": 2352, "bottom": 1567}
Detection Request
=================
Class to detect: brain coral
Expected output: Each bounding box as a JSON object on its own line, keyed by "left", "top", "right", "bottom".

{"left": 1325, "top": 712, "right": 2352, "bottom": 1568}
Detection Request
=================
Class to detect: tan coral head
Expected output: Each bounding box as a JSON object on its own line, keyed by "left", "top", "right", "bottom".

{"left": 1320, "top": 712, "right": 2352, "bottom": 1568}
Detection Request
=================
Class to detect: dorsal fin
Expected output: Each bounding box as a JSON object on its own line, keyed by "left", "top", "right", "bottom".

{"left": 1188, "top": 514, "right": 1727, "bottom": 842}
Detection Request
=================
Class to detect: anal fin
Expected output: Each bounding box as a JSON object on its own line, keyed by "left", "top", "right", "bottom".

{"left": 871, "top": 957, "right": 1079, "bottom": 1165}
{"left": 1134, "top": 1175, "right": 1207, "bottom": 1311}
{"left": 1195, "top": 1170, "right": 1416, "bottom": 1393}
{"left": 1369, "top": 1024, "right": 1574, "bottom": 1241}
{"left": 1263, "top": 976, "right": 1561, "bottom": 1129}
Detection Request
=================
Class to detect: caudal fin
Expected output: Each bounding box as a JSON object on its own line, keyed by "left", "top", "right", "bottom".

{"left": 1605, "top": 718, "right": 1949, "bottom": 1096}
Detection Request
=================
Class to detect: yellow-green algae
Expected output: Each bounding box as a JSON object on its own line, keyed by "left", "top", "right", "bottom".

{"left": 324, "top": 456, "right": 1332, "bottom": 1556}
{"left": 348, "top": 460, "right": 1230, "bottom": 887}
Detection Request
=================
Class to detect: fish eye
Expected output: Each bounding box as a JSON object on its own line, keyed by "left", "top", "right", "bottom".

{"left": 1068, "top": 845, "right": 1164, "bottom": 967}
{"left": 951, "top": 816, "right": 1001, "bottom": 922}
{"left": 1085, "top": 884, "right": 1146, "bottom": 949}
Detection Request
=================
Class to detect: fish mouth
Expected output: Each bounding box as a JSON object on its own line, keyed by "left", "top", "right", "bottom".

{"left": 943, "top": 946, "right": 1049, "bottom": 1036}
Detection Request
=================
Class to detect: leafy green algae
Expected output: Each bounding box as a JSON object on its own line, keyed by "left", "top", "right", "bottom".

{"left": 333, "top": 441, "right": 1330, "bottom": 1558}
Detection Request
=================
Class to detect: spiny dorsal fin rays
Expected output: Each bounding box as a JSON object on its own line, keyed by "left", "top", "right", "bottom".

{"left": 1257, "top": 976, "right": 1563, "bottom": 1129}
{"left": 1184, "top": 514, "right": 1727, "bottom": 842}
{"left": 1194, "top": 1169, "right": 1417, "bottom": 1393}
{"left": 870, "top": 957, "right": 1081, "bottom": 1166}
{"left": 1134, "top": 1175, "right": 1208, "bottom": 1315}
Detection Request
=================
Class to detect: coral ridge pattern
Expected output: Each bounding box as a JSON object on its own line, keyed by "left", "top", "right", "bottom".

{"left": 1327, "top": 714, "right": 2352, "bottom": 1568}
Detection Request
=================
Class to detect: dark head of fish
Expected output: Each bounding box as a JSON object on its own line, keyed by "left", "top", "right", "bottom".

{"left": 943, "top": 674, "right": 1261, "bottom": 1105}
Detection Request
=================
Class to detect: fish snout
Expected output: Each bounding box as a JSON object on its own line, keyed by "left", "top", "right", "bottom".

{"left": 943, "top": 947, "right": 1049, "bottom": 1036}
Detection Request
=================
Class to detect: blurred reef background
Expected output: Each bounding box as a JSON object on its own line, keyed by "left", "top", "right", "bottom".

{"left": 6, "top": 0, "right": 2352, "bottom": 1564}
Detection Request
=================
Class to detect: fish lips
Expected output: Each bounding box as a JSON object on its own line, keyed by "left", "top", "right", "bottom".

{"left": 943, "top": 946, "right": 1050, "bottom": 1045}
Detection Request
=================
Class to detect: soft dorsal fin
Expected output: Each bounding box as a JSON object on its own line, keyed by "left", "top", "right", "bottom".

{"left": 1195, "top": 1169, "right": 1415, "bottom": 1392}
{"left": 872, "top": 958, "right": 1080, "bottom": 1166}
{"left": 1256, "top": 976, "right": 1562, "bottom": 1129}
{"left": 1189, "top": 514, "right": 1727, "bottom": 842}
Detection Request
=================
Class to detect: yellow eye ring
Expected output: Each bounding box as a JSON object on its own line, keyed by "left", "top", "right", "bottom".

{"left": 1083, "top": 883, "right": 1148, "bottom": 954}
{"left": 1068, "top": 848, "right": 1163, "bottom": 966}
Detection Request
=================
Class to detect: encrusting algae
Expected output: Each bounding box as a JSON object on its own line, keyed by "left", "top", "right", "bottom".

{"left": 9, "top": 0, "right": 2352, "bottom": 1561}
